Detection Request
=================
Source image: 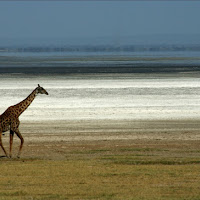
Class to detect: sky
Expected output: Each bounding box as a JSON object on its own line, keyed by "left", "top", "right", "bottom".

{"left": 0, "top": 1, "right": 200, "bottom": 45}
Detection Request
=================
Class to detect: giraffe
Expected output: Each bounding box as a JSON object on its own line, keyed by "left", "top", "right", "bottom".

{"left": 0, "top": 84, "right": 48, "bottom": 158}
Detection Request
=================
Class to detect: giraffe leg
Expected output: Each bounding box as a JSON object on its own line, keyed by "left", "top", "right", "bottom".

{"left": 0, "top": 132, "right": 8, "bottom": 157}
{"left": 15, "top": 129, "right": 24, "bottom": 158}
{"left": 9, "top": 130, "right": 14, "bottom": 158}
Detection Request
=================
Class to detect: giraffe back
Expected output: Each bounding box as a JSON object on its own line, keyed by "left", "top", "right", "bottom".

{"left": 0, "top": 106, "right": 19, "bottom": 133}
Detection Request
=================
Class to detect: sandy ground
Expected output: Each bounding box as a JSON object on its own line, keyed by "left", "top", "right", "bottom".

{"left": 1, "top": 119, "right": 200, "bottom": 160}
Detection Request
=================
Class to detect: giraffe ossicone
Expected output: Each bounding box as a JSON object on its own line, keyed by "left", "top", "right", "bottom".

{"left": 0, "top": 84, "right": 48, "bottom": 158}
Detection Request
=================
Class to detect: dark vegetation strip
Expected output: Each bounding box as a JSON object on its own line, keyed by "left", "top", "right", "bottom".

{"left": 1, "top": 65, "right": 200, "bottom": 74}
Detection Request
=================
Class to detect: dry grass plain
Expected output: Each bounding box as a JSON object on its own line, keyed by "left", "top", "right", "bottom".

{"left": 0, "top": 119, "right": 200, "bottom": 200}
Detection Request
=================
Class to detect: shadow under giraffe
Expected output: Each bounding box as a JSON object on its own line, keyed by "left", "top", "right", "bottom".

{"left": 0, "top": 84, "right": 48, "bottom": 158}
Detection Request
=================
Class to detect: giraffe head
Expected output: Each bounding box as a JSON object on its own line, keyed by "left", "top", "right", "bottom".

{"left": 36, "top": 84, "right": 49, "bottom": 95}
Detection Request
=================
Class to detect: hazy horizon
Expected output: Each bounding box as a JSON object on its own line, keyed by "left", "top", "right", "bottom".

{"left": 1, "top": 34, "right": 200, "bottom": 47}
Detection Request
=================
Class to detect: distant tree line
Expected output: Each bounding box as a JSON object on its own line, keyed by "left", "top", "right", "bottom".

{"left": 1, "top": 44, "right": 200, "bottom": 52}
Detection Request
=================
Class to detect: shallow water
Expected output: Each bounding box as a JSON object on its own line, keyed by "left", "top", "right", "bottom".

{"left": 0, "top": 74, "right": 200, "bottom": 121}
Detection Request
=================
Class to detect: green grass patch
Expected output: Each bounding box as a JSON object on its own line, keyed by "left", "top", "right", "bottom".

{"left": 70, "top": 149, "right": 111, "bottom": 155}
{"left": 101, "top": 155, "right": 200, "bottom": 165}
{"left": 0, "top": 159, "right": 200, "bottom": 200}
{"left": 1, "top": 141, "right": 200, "bottom": 200}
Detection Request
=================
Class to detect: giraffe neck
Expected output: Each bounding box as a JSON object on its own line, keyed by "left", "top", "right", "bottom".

{"left": 14, "top": 89, "right": 37, "bottom": 116}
